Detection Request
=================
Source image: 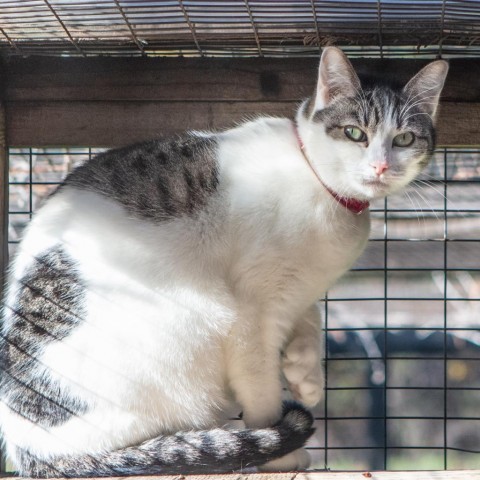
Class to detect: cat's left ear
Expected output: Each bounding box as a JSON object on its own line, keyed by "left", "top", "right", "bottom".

{"left": 313, "top": 47, "right": 361, "bottom": 111}
{"left": 403, "top": 60, "right": 449, "bottom": 120}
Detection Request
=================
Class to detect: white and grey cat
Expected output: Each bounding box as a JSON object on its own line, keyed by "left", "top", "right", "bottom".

{"left": 0, "top": 48, "right": 448, "bottom": 477}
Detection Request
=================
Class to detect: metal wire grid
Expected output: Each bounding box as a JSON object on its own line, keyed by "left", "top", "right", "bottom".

{"left": 4, "top": 146, "right": 480, "bottom": 471}
{"left": 1, "top": 1, "right": 480, "bottom": 59}
{"left": 318, "top": 147, "right": 480, "bottom": 470}
{"left": 8, "top": 148, "right": 104, "bottom": 249}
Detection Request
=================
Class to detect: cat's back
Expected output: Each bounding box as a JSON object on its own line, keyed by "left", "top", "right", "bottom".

{"left": 10, "top": 133, "right": 224, "bottom": 283}
{"left": 64, "top": 133, "right": 220, "bottom": 222}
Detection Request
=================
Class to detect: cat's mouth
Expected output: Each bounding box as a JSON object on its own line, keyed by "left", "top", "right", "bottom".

{"left": 360, "top": 178, "right": 392, "bottom": 198}
{"left": 363, "top": 178, "right": 388, "bottom": 188}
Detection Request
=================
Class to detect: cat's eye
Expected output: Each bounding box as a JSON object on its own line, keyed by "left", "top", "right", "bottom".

{"left": 393, "top": 131, "right": 415, "bottom": 147}
{"left": 344, "top": 126, "right": 367, "bottom": 143}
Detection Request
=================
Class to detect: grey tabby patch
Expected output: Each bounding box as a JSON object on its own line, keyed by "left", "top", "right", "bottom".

{"left": 62, "top": 134, "right": 219, "bottom": 222}
{"left": 312, "top": 85, "right": 436, "bottom": 161}
{"left": 0, "top": 246, "right": 89, "bottom": 428}
{"left": 16, "top": 401, "right": 314, "bottom": 478}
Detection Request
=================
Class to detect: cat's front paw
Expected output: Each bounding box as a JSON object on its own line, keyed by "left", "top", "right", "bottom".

{"left": 282, "top": 338, "right": 323, "bottom": 407}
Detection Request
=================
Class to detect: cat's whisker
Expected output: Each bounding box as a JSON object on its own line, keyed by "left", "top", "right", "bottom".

{"left": 410, "top": 184, "right": 440, "bottom": 223}
{"left": 403, "top": 188, "right": 423, "bottom": 229}
{"left": 415, "top": 178, "right": 448, "bottom": 202}
{"left": 416, "top": 177, "right": 463, "bottom": 217}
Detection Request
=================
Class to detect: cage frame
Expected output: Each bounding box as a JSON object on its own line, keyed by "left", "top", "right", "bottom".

{"left": 1, "top": 53, "right": 480, "bottom": 478}
{"left": 1, "top": 1, "right": 480, "bottom": 477}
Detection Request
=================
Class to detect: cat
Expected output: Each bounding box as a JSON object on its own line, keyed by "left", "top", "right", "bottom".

{"left": 0, "top": 47, "right": 448, "bottom": 477}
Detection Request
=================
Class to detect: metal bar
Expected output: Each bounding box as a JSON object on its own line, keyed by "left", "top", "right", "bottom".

{"left": 326, "top": 356, "right": 480, "bottom": 362}
{"left": 350, "top": 267, "right": 480, "bottom": 272}
{"left": 178, "top": 0, "right": 203, "bottom": 57}
{"left": 325, "top": 327, "right": 480, "bottom": 332}
{"left": 113, "top": 0, "right": 145, "bottom": 56}
{"left": 311, "top": 416, "right": 480, "bottom": 421}
{"left": 442, "top": 147, "right": 448, "bottom": 470}
{"left": 244, "top": 0, "right": 263, "bottom": 57}
{"left": 439, "top": 0, "right": 447, "bottom": 58}
{"left": 0, "top": 27, "right": 22, "bottom": 56}
{"left": 325, "top": 297, "right": 480, "bottom": 302}
{"left": 0, "top": 104, "right": 8, "bottom": 290}
{"left": 306, "top": 446, "right": 480, "bottom": 452}
{"left": 324, "top": 292, "right": 329, "bottom": 469}
{"left": 28, "top": 148, "right": 32, "bottom": 219}
{"left": 310, "top": 0, "right": 322, "bottom": 53}
{"left": 377, "top": 0, "right": 384, "bottom": 59}
{"left": 42, "top": 0, "right": 85, "bottom": 57}
{"left": 383, "top": 195, "right": 388, "bottom": 469}
{"left": 326, "top": 386, "right": 480, "bottom": 391}
{"left": 0, "top": 81, "right": 8, "bottom": 476}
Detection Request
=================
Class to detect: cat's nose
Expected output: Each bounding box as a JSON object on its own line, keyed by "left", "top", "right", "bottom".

{"left": 371, "top": 161, "right": 389, "bottom": 176}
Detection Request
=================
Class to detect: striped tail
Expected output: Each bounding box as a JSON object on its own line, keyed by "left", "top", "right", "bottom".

{"left": 17, "top": 401, "right": 315, "bottom": 478}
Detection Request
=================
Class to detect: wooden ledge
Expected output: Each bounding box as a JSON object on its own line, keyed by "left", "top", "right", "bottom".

{"left": 8, "top": 471, "right": 480, "bottom": 480}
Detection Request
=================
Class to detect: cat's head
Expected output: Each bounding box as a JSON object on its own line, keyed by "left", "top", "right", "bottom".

{"left": 296, "top": 47, "right": 449, "bottom": 201}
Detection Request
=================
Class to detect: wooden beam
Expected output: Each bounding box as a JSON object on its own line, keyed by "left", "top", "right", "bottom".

{"left": 5, "top": 100, "right": 294, "bottom": 147}
{"left": 5, "top": 57, "right": 480, "bottom": 103}
{"left": 17, "top": 471, "right": 480, "bottom": 480}
{"left": 6, "top": 100, "right": 478, "bottom": 148}
{"left": 4, "top": 57, "right": 480, "bottom": 146}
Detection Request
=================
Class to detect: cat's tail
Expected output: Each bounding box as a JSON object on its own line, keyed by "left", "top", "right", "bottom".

{"left": 17, "top": 401, "right": 315, "bottom": 478}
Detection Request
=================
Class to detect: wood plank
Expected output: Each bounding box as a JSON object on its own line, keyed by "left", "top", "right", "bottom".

{"left": 5, "top": 100, "right": 295, "bottom": 147}
{"left": 298, "top": 472, "right": 480, "bottom": 480}
{"left": 4, "top": 56, "right": 479, "bottom": 147}
{"left": 437, "top": 102, "right": 480, "bottom": 146}
{"left": 15, "top": 471, "right": 480, "bottom": 480}
{"left": 4, "top": 57, "right": 480, "bottom": 103}
{"left": 4, "top": 57, "right": 317, "bottom": 103}
{"left": 6, "top": 100, "right": 479, "bottom": 147}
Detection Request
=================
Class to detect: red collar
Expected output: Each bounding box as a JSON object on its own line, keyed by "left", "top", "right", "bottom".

{"left": 292, "top": 123, "right": 369, "bottom": 215}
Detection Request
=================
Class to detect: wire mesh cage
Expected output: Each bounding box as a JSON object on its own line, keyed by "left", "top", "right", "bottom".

{"left": 1, "top": 0, "right": 480, "bottom": 475}
{"left": 5, "top": 146, "right": 480, "bottom": 472}
{"left": 1, "top": 1, "right": 480, "bottom": 59}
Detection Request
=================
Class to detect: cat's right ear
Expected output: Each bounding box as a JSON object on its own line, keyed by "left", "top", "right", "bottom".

{"left": 402, "top": 60, "right": 449, "bottom": 120}
{"left": 313, "top": 47, "right": 361, "bottom": 112}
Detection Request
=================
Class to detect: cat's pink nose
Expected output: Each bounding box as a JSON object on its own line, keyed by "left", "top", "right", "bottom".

{"left": 371, "top": 162, "right": 389, "bottom": 176}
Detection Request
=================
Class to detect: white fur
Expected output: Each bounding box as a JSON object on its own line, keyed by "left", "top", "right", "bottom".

{"left": 1, "top": 116, "right": 372, "bottom": 471}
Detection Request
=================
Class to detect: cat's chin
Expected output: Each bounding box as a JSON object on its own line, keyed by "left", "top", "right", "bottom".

{"left": 361, "top": 181, "right": 389, "bottom": 199}
{"left": 356, "top": 178, "right": 400, "bottom": 200}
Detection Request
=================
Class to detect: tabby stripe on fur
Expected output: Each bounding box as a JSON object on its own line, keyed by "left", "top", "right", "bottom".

{"left": 16, "top": 402, "right": 314, "bottom": 478}
{"left": 0, "top": 247, "right": 88, "bottom": 428}
{"left": 62, "top": 135, "right": 219, "bottom": 222}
